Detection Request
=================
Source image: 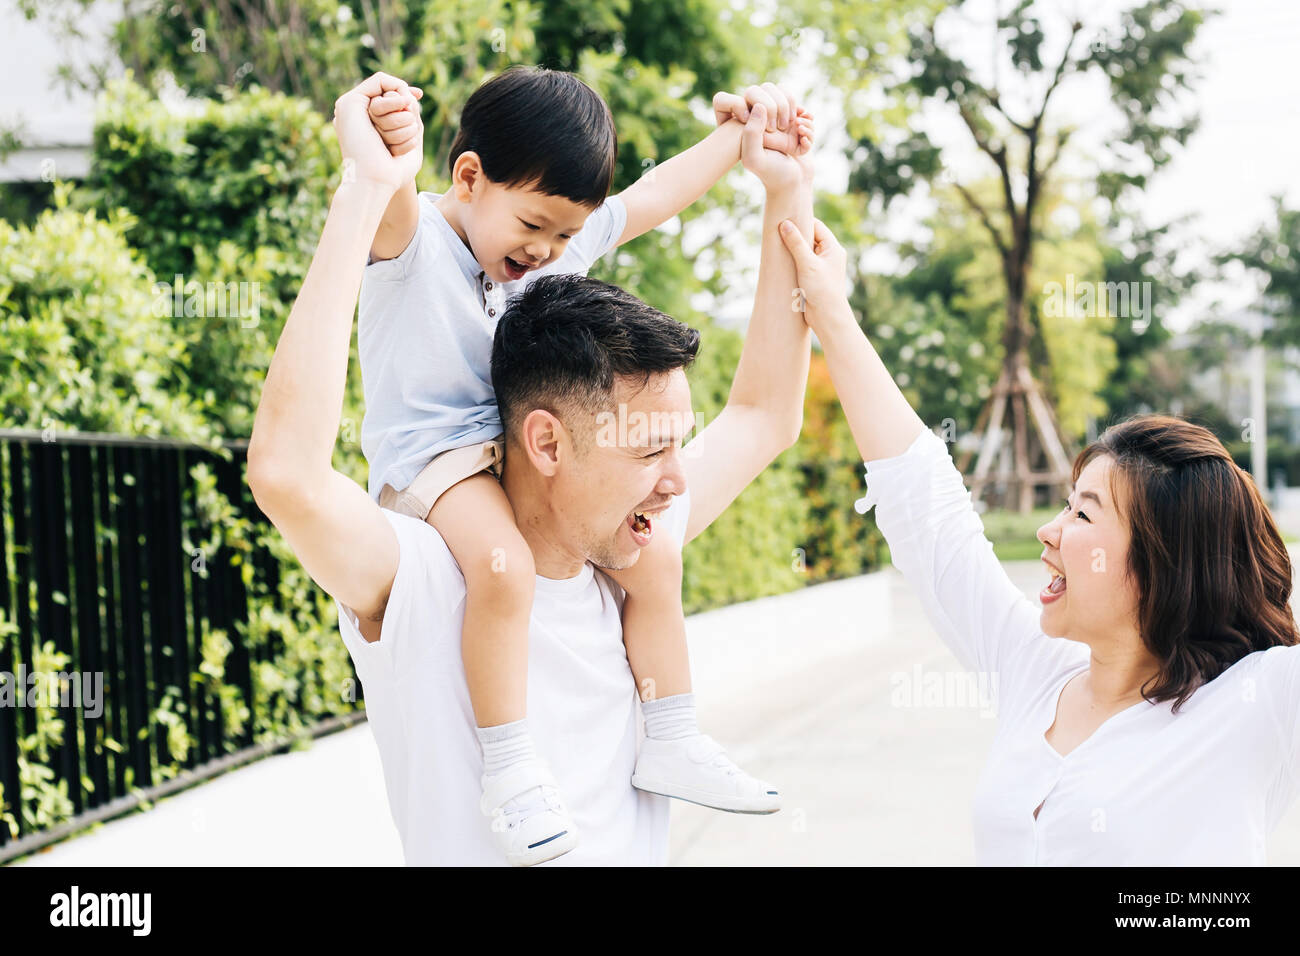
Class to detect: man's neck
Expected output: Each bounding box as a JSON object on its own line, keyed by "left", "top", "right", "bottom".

{"left": 500, "top": 459, "right": 588, "bottom": 581}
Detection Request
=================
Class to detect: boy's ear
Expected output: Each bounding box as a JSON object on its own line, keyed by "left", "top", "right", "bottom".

{"left": 450, "top": 151, "right": 485, "bottom": 201}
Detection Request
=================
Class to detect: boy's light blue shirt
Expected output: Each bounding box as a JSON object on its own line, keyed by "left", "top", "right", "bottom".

{"left": 358, "top": 191, "right": 628, "bottom": 500}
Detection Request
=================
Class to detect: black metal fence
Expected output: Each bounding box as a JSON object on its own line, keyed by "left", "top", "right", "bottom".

{"left": 0, "top": 429, "right": 357, "bottom": 860}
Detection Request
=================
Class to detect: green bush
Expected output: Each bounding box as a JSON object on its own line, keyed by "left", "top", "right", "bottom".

{"left": 0, "top": 189, "right": 210, "bottom": 440}
{"left": 84, "top": 77, "right": 345, "bottom": 439}
{"left": 682, "top": 319, "right": 815, "bottom": 613}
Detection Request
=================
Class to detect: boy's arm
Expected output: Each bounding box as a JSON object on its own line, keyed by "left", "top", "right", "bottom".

{"left": 371, "top": 181, "right": 420, "bottom": 261}
{"left": 614, "top": 83, "right": 813, "bottom": 247}
{"left": 367, "top": 83, "right": 425, "bottom": 261}
{"left": 679, "top": 104, "right": 815, "bottom": 544}
{"left": 248, "top": 76, "right": 420, "bottom": 642}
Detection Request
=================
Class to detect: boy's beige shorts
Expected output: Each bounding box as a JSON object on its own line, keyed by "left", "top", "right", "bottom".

{"left": 378, "top": 437, "right": 505, "bottom": 521}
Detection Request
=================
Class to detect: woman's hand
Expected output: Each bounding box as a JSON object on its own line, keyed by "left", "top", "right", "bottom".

{"left": 777, "top": 217, "right": 849, "bottom": 329}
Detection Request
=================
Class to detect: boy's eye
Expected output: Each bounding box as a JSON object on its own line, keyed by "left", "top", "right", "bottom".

{"left": 521, "top": 220, "right": 539, "bottom": 231}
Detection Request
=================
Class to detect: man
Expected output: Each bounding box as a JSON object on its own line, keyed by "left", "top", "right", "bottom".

{"left": 247, "top": 74, "right": 814, "bottom": 864}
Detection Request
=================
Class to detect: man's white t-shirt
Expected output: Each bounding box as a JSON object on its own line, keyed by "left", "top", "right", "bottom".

{"left": 336, "top": 487, "right": 690, "bottom": 866}
{"left": 357, "top": 191, "right": 628, "bottom": 500}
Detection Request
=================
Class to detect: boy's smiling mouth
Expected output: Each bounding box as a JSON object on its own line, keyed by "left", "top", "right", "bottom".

{"left": 504, "top": 256, "right": 535, "bottom": 280}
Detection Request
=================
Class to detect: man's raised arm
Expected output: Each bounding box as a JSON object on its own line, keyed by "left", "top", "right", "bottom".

{"left": 246, "top": 76, "right": 419, "bottom": 640}
{"left": 681, "top": 95, "right": 815, "bottom": 544}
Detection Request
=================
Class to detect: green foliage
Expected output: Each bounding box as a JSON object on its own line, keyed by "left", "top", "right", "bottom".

{"left": 0, "top": 188, "right": 211, "bottom": 440}
{"left": 1222, "top": 196, "right": 1300, "bottom": 346}
{"left": 680, "top": 319, "right": 814, "bottom": 612}
{"left": 84, "top": 77, "right": 344, "bottom": 439}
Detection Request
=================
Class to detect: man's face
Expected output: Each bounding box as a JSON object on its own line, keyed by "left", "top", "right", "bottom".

{"left": 463, "top": 177, "right": 596, "bottom": 284}
{"left": 553, "top": 370, "right": 694, "bottom": 572}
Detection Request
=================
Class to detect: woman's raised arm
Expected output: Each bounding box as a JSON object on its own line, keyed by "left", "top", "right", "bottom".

{"left": 778, "top": 219, "right": 925, "bottom": 460}
{"left": 779, "top": 219, "right": 1053, "bottom": 690}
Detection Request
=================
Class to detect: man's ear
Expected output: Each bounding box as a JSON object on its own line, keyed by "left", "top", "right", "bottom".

{"left": 450, "top": 151, "right": 484, "bottom": 202}
{"left": 520, "top": 409, "right": 566, "bottom": 477}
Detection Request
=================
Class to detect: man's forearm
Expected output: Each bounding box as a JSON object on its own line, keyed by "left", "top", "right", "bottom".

{"left": 727, "top": 180, "right": 815, "bottom": 444}
{"left": 616, "top": 122, "right": 744, "bottom": 245}
{"left": 249, "top": 182, "right": 393, "bottom": 486}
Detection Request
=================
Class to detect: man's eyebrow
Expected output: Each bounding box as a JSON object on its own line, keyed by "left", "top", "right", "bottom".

{"left": 631, "top": 432, "right": 682, "bottom": 450}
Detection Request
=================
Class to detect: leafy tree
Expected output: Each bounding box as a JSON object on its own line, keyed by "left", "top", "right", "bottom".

{"left": 844, "top": 0, "right": 1207, "bottom": 509}
{"left": 1222, "top": 197, "right": 1300, "bottom": 348}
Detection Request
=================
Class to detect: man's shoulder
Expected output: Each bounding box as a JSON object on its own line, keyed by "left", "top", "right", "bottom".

{"left": 381, "top": 508, "right": 466, "bottom": 596}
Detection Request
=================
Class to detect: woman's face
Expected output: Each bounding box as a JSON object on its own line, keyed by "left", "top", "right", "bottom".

{"left": 1035, "top": 455, "right": 1142, "bottom": 644}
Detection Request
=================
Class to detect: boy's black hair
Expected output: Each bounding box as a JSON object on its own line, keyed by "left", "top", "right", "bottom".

{"left": 491, "top": 274, "right": 700, "bottom": 447}
{"left": 449, "top": 66, "right": 617, "bottom": 208}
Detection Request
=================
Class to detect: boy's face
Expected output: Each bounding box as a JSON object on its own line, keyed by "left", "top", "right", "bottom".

{"left": 462, "top": 176, "right": 597, "bottom": 284}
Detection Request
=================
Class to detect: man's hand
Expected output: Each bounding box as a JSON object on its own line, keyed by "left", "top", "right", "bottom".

{"left": 714, "top": 83, "right": 814, "bottom": 161}
{"left": 368, "top": 82, "right": 425, "bottom": 163}
{"left": 333, "top": 73, "right": 423, "bottom": 193}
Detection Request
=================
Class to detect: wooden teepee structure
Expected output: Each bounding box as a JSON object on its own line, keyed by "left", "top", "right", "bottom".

{"left": 958, "top": 350, "right": 1074, "bottom": 512}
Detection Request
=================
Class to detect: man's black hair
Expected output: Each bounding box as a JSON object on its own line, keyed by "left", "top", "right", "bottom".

{"left": 491, "top": 274, "right": 701, "bottom": 447}
{"left": 449, "top": 66, "right": 617, "bottom": 208}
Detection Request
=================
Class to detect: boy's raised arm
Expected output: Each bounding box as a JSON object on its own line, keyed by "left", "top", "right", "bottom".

{"left": 367, "top": 82, "right": 425, "bottom": 261}
{"left": 614, "top": 82, "right": 814, "bottom": 246}
{"left": 247, "top": 76, "right": 421, "bottom": 639}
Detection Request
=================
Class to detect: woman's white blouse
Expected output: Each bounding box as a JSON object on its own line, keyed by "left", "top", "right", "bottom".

{"left": 857, "top": 427, "right": 1300, "bottom": 865}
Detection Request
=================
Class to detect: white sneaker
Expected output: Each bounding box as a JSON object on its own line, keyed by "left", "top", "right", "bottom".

{"left": 631, "top": 733, "right": 781, "bottom": 814}
{"left": 480, "top": 762, "right": 579, "bottom": 866}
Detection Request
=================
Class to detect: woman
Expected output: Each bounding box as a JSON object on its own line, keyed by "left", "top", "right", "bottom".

{"left": 776, "top": 217, "right": 1300, "bottom": 865}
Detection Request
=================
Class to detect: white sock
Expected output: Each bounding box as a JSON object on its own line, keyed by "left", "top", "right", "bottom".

{"left": 641, "top": 693, "right": 699, "bottom": 740}
{"left": 477, "top": 718, "right": 535, "bottom": 777}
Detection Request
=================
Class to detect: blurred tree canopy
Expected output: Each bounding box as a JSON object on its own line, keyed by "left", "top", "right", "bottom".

{"left": 836, "top": 0, "right": 1207, "bottom": 447}
{"left": 1222, "top": 197, "right": 1300, "bottom": 349}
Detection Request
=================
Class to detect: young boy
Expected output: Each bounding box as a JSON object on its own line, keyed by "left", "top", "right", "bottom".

{"left": 357, "top": 67, "right": 812, "bottom": 866}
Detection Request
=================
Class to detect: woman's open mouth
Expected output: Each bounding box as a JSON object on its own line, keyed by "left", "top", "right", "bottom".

{"left": 1040, "top": 562, "right": 1067, "bottom": 605}
{"left": 503, "top": 256, "right": 530, "bottom": 280}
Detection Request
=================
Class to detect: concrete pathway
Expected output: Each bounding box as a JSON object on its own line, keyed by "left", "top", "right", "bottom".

{"left": 16, "top": 560, "right": 1300, "bottom": 866}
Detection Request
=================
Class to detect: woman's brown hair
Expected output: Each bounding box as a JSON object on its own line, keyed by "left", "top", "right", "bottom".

{"left": 1074, "top": 414, "right": 1299, "bottom": 711}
